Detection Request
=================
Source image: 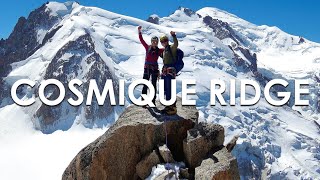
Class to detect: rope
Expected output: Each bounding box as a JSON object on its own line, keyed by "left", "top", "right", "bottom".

{"left": 164, "top": 118, "right": 170, "bottom": 171}
{"left": 163, "top": 118, "right": 178, "bottom": 179}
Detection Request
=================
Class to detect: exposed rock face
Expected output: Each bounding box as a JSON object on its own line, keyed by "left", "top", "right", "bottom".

{"left": 0, "top": 2, "right": 120, "bottom": 132}
{"left": 298, "top": 36, "right": 305, "bottom": 44}
{"left": 34, "top": 33, "right": 119, "bottom": 133}
{"left": 226, "top": 136, "right": 239, "bottom": 152}
{"left": 180, "top": 168, "right": 190, "bottom": 179}
{"left": 146, "top": 15, "right": 159, "bottom": 24}
{"left": 203, "top": 15, "right": 260, "bottom": 76}
{"left": 0, "top": 3, "right": 60, "bottom": 74}
{"left": 179, "top": 7, "right": 202, "bottom": 18}
{"left": 0, "top": 79, "right": 10, "bottom": 108}
{"left": 136, "top": 150, "right": 161, "bottom": 179}
{"left": 0, "top": 2, "right": 64, "bottom": 107}
{"left": 229, "top": 45, "right": 258, "bottom": 73}
{"left": 62, "top": 98, "right": 197, "bottom": 179}
{"left": 158, "top": 144, "right": 175, "bottom": 163}
{"left": 183, "top": 122, "right": 225, "bottom": 169}
{"left": 62, "top": 98, "right": 240, "bottom": 179}
{"left": 195, "top": 147, "right": 240, "bottom": 180}
{"left": 203, "top": 16, "right": 242, "bottom": 45}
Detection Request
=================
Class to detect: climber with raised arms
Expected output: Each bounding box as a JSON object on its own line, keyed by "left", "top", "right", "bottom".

{"left": 159, "top": 31, "right": 179, "bottom": 115}
{"left": 138, "top": 26, "right": 164, "bottom": 107}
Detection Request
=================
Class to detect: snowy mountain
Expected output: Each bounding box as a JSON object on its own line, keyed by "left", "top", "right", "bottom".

{"left": 0, "top": 2, "right": 319, "bottom": 180}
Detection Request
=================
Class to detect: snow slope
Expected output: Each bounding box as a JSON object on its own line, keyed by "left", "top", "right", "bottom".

{"left": 198, "top": 7, "right": 320, "bottom": 76}
{"left": 0, "top": 2, "right": 319, "bottom": 180}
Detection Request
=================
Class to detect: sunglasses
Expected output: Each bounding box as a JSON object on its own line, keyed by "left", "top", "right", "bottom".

{"left": 160, "top": 40, "right": 168, "bottom": 43}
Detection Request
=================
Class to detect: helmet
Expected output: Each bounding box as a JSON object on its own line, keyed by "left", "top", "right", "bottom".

{"left": 151, "top": 36, "right": 158, "bottom": 42}
{"left": 160, "top": 35, "right": 168, "bottom": 42}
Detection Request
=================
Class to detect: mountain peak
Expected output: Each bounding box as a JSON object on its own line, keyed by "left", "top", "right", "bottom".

{"left": 176, "top": 6, "right": 199, "bottom": 17}
{"left": 45, "top": 1, "right": 79, "bottom": 17}
{"left": 197, "top": 7, "right": 237, "bottom": 18}
{"left": 146, "top": 14, "right": 160, "bottom": 24}
{"left": 197, "top": 7, "right": 252, "bottom": 27}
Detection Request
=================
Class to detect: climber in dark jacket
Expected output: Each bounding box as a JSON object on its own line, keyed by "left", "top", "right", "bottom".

{"left": 138, "top": 26, "right": 164, "bottom": 106}
{"left": 159, "top": 31, "right": 178, "bottom": 115}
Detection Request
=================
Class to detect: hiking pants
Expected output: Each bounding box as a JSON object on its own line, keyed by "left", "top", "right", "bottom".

{"left": 142, "top": 68, "right": 158, "bottom": 104}
{"left": 161, "top": 74, "right": 175, "bottom": 101}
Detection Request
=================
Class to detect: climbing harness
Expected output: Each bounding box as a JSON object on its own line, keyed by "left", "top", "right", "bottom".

{"left": 161, "top": 66, "right": 176, "bottom": 77}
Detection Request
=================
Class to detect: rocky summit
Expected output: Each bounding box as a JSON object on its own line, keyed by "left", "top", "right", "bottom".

{"left": 62, "top": 98, "right": 240, "bottom": 179}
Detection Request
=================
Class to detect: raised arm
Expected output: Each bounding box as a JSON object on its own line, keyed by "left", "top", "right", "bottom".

{"left": 138, "top": 26, "right": 148, "bottom": 50}
{"left": 170, "top": 31, "right": 178, "bottom": 49}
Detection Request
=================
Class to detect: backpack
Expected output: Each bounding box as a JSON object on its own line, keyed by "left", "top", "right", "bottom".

{"left": 168, "top": 47, "right": 184, "bottom": 74}
{"left": 175, "top": 48, "right": 184, "bottom": 73}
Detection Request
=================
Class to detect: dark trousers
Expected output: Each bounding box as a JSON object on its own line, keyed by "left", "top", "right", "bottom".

{"left": 142, "top": 68, "right": 158, "bottom": 104}
{"left": 161, "top": 74, "right": 175, "bottom": 101}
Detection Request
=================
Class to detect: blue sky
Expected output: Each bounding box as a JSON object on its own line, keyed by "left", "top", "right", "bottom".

{"left": 1, "top": 0, "right": 319, "bottom": 42}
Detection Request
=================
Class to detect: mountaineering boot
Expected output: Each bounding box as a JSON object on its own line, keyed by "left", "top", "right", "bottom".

{"left": 165, "top": 101, "right": 177, "bottom": 115}
{"left": 161, "top": 105, "right": 177, "bottom": 115}
{"left": 166, "top": 105, "right": 177, "bottom": 115}
{"left": 161, "top": 106, "right": 171, "bottom": 114}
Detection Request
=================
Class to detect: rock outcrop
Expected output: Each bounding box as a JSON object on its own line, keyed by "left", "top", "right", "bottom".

{"left": 195, "top": 147, "right": 240, "bottom": 180}
{"left": 158, "top": 144, "right": 175, "bottom": 163}
{"left": 183, "top": 122, "right": 225, "bottom": 169}
{"left": 179, "top": 7, "right": 202, "bottom": 18}
{"left": 146, "top": 15, "right": 159, "bottom": 25}
{"left": 35, "top": 34, "right": 119, "bottom": 133}
{"left": 136, "top": 150, "right": 161, "bottom": 179}
{"left": 298, "top": 36, "right": 305, "bottom": 44}
{"left": 62, "top": 98, "right": 240, "bottom": 179}
{"left": 203, "top": 16, "right": 243, "bottom": 45}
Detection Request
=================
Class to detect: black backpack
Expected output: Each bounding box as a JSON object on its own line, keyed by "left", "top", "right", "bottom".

{"left": 168, "top": 47, "right": 184, "bottom": 74}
